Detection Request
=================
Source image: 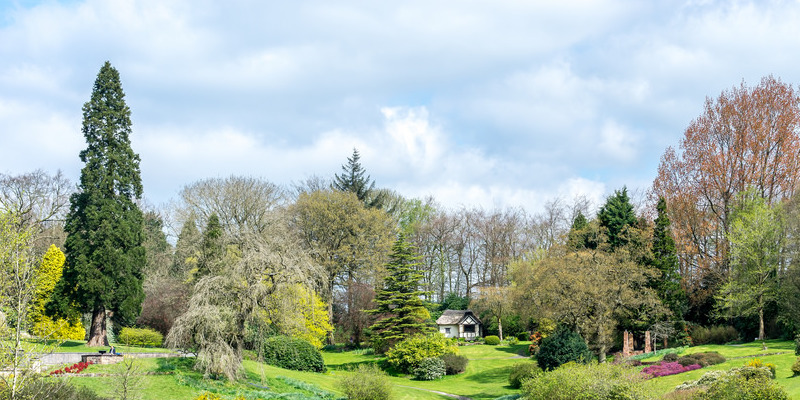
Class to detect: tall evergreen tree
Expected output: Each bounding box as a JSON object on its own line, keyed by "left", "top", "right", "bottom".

{"left": 597, "top": 187, "right": 637, "bottom": 250}
{"left": 173, "top": 214, "right": 201, "bottom": 279}
{"left": 651, "top": 197, "right": 687, "bottom": 319}
{"left": 197, "top": 213, "right": 224, "bottom": 279}
{"left": 48, "top": 62, "right": 145, "bottom": 346}
{"left": 566, "top": 211, "right": 597, "bottom": 250}
{"left": 333, "top": 148, "right": 384, "bottom": 208}
{"left": 367, "top": 233, "right": 433, "bottom": 351}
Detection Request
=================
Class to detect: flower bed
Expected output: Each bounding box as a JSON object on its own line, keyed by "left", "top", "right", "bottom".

{"left": 50, "top": 361, "right": 93, "bottom": 375}
{"left": 641, "top": 361, "right": 701, "bottom": 378}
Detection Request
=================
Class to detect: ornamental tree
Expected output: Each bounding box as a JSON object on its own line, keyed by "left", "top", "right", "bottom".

{"left": 48, "top": 61, "right": 146, "bottom": 346}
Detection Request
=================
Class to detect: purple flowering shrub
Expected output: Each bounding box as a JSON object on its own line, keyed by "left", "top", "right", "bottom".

{"left": 641, "top": 361, "right": 701, "bottom": 378}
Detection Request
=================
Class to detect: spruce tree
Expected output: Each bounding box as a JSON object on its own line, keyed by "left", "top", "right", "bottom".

{"left": 651, "top": 197, "right": 687, "bottom": 319}
{"left": 333, "top": 148, "right": 384, "bottom": 208}
{"left": 597, "top": 187, "right": 637, "bottom": 250}
{"left": 48, "top": 62, "right": 145, "bottom": 346}
{"left": 368, "top": 233, "right": 433, "bottom": 351}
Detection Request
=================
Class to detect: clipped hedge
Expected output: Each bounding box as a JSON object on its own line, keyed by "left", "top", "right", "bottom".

{"left": 263, "top": 335, "right": 326, "bottom": 372}
{"left": 118, "top": 327, "right": 163, "bottom": 347}
{"left": 484, "top": 335, "right": 501, "bottom": 345}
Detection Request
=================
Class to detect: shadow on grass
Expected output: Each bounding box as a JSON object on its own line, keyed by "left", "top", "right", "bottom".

{"left": 492, "top": 343, "right": 530, "bottom": 357}
{"left": 465, "top": 365, "right": 515, "bottom": 384}
{"left": 327, "top": 359, "right": 381, "bottom": 371}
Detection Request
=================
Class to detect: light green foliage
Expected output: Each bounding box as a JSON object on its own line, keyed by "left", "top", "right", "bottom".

{"left": 687, "top": 366, "right": 788, "bottom": 400}
{"left": 29, "top": 245, "right": 85, "bottom": 340}
{"left": 385, "top": 333, "right": 458, "bottom": 374}
{"left": 521, "top": 361, "right": 655, "bottom": 400}
{"left": 717, "top": 189, "right": 783, "bottom": 340}
{"left": 267, "top": 284, "right": 333, "bottom": 349}
{"left": 792, "top": 357, "right": 800, "bottom": 376}
{"left": 744, "top": 358, "right": 776, "bottom": 378}
{"left": 262, "top": 335, "right": 326, "bottom": 373}
{"left": 338, "top": 363, "right": 393, "bottom": 400}
{"left": 484, "top": 335, "right": 500, "bottom": 345}
{"left": 413, "top": 357, "right": 446, "bottom": 380}
{"left": 508, "top": 361, "right": 540, "bottom": 389}
{"left": 118, "top": 327, "right": 163, "bottom": 347}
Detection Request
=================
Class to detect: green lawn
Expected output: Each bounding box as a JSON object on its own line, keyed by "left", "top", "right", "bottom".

{"left": 5, "top": 338, "right": 175, "bottom": 354}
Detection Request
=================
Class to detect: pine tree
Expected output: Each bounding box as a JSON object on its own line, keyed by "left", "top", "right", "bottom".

{"left": 597, "top": 187, "right": 637, "bottom": 250}
{"left": 48, "top": 62, "right": 145, "bottom": 346}
{"left": 367, "top": 234, "right": 433, "bottom": 351}
{"left": 651, "top": 197, "right": 687, "bottom": 319}
{"left": 333, "top": 148, "right": 384, "bottom": 208}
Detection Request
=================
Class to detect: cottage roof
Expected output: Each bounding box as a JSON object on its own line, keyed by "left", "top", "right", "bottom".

{"left": 436, "top": 309, "right": 481, "bottom": 325}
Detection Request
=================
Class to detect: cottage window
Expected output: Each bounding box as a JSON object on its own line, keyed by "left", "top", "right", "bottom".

{"left": 445, "top": 328, "right": 451, "bottom": 334}
{"left": 464, "top": 324, "right": 475, "bottom": 333}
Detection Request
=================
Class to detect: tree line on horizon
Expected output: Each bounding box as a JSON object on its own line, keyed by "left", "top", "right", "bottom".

{"left": 3, "top": 64, "right": 800, "bottom": 382}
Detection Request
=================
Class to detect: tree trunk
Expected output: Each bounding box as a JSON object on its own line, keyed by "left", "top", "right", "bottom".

{"left": 758, "top": 295, "right": 765, "bottom": 341}
{"left": 497, "top": 316, "right": 503, "bottom": 341}
{"left": 86, "top": 306, "right": 109, "bottom": 347}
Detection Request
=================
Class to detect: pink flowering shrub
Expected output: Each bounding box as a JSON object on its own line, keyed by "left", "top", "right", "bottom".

{"left": 641, "top": 361, "right": 701, "bottom": 378}
{"left": 50, "top": 361, "right": 92, "bottom": 375}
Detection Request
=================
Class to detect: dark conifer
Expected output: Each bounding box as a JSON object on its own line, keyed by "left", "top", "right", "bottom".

{"left": 597, "top": 187, "right": 637, "bottom": 250}
{"left": 48, "top": 62, "right": 145, "bottom": 346}
{"left": 651, "top": 197, "right": 688, "bottom": 318}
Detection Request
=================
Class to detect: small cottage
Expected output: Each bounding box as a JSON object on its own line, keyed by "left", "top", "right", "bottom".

{"left": 436, "top": 309, "right": 482, "bottom": 340}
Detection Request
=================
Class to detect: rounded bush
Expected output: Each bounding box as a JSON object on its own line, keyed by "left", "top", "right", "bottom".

{"left": 441, "top": 353, "right": 468, "bottom": 375}
{"left": 338, "top": 364, "right": 393, "bottom": 400}
{"left": 385, "top": 333, "right": 458, "bottom": 374}
{"left": 795, "top": 334, "right": 800, "bottom": 356}
{"left": 413, "top": 357, "right": 446, "bottom": 380}
{"left": 484, "top": 335, "right": 501, "bottom": 345}
{"left": 118, "top": 327, "right": 163, "bottom": 347}
{"left": 508, "top": 337, "right": 519, "bottom": 345}
{"left": 263, "top": 335, "right": 326, "bottom": 372}
{"left": 509, "top": 362, "right": 540, "bottom": 389}
{"left": 536, "top": 329, "right": 592, "bottom": 371}
{"left": 792, "top": 357, "right": 800, "bottom": 377}
{"left": 516, "top": 332, "right": 529, "bottom": 341}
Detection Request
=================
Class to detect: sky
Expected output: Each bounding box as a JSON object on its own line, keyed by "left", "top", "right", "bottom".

{"left": 2, "top": 0, "right": 800, "bottom": 214}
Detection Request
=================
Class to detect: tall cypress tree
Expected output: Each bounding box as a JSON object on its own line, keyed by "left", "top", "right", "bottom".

{"left": 48, "top": 62, "right": 145, "bottom": 346}
{"left": 597, "top": 187, "right": 637, "bottom": 250}
{"left": 651, "top": 197, "right": 688, "bottom": 319}
{"left": 367, "top": 233, "right": 433, "bottom": 351}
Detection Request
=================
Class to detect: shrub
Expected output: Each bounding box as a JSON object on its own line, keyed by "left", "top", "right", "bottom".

{"left": 521, "top": 362, "right": 655, "bottom": 400}
{"left": 663, "top": 353, "right": 679, "bottom": 362}
{"left": 641, "top": 361, "right": 701, "bottom": 378}
{"left": 536, "top": 328, "right": 593, "bottom": 371}
{"left": 441, "top": 353, "right": 468, "bottom": 375}
{"left": 787, "top": 358, "right": 800, "bottom": 380}
{"left": 118, "top": 327, "right": 163, "bottom": 347}
{"left": 263, "top": 335, "right": 326, "bottom": 372}
{"left": 31, "top": 315, "right": 85, "bottom": 340}
{"left": 689, "top": 325, "right": 737, "bottom": 345}
{"left": 385, "top": 333, "right": 458, "bottom": 374}
{"left": 516, "top": 332, "right": 529, "bottom": 341}
{"left": 485, "top": 335, "right": 501, "bottom": 345}
{"left": 509, "top": 361, "right": 540, "bottom": 389}
{"left": 193, "top": 394, "right": 246, "bottom": 400}
{"left": 692, "top": 368, "right": 788, "bottom": 400}
{"left": 508, "top": 337, "right": 519, "bottom": 345}
{"left": 677, "top": 352, "right": 725, "bottom": 367}
{"left": 4, "top": 378, "right": 109, "bottom": 400}
{"left": 744, "top": 358, "right": 776, "bottom": 378}
{"left": 528, "top": 331, "right": 544, "bottom": 354}
{"left": 338, "top": 364, "right": 393, "bottom": 400}
{"left": 413, "top": 357, "right": 446, "bottom": 380}
{"left": 675, "top": 366, "right": 773, "bottom": 392}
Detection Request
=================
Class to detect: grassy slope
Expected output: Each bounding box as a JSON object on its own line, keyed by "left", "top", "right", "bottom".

{"left": 641, "top": 339, "right": 800, "bottom": 398}
{"left": 65, "top": 341, "right": 532, "bottom": 400}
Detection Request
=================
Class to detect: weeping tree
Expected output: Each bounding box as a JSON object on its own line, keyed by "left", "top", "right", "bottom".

{"left": 166, "top": 212, "right": 322, "bottom": 380}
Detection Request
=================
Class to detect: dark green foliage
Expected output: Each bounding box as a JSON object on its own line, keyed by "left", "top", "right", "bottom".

{"left": 262, "top": 336, "right": 326, "bottom": 373}
{"left": 48, "top": 61, "right": 145, "bottom": 343}
{"left": 795, "top": 333, "right": 800, "bottom": 356}
{"left": 651, "top": 197, "right": 688, "bottom": 318}
{"left": 484, "top": 335, "right": 500, "bottom": 345}
{"left": 368, "top": 234, "right": 434, "bottom": 351}
{"left": 413, "top": 357, "right": 446, "bottom": 380}
{"left": 536, "top": 328, "right": 592, "bottom": 371}
{"left": 441, "top": 353, "right": 468, "bottom": 375}
{"left": 338, "top": 364, "right": 393, "bottom": 400}
{"left": 516, "top": 332, "right": 529, "bottom": 341}
{"left": 567, "top": 211, "right": 597, "bottom": 250}
{"left": 690, "top": 325, "right": 738, "bottom": 345}
{"left": 118, "top": 327, "right": 164, "bottom": 347}
{"left": 197, "top": 213, "right": 224, "bottom": 278}
{"left": 597, "top": 187, "right": 637, "bottom": 250}
{"left": 508, "top": 362, "right": 540, "bottom": 389}
{"left": 439, "top": 292, "right": 470, "bottom": 311}
{"left": 663, "top": 352, "right": 679, "bottom": 362}
{"left": 173, "top": 214, "right": 201, "bottom": 278}
{"left": 333, "top": 148, "right": 384, "bottom": 208}
{"left": 677, "top": 352, "right": 726, "bottom": 367}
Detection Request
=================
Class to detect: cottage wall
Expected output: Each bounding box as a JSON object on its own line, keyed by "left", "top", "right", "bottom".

{"left": 439, "top": 324, "right": 460, "bottom": 338}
